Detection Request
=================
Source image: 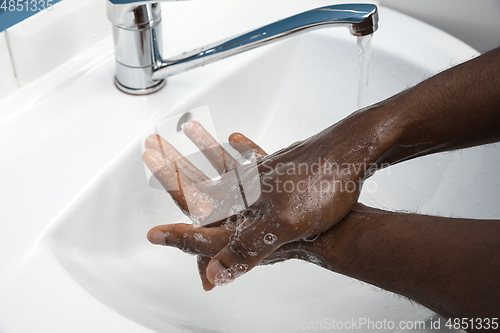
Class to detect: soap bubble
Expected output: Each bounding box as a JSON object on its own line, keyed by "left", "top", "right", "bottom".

{"left": 214, "top": 271, "right": 233, "bottom": 286}
{"left": 263, "top": 233, "right": 278, "bottom": 245}
{"left": 231, "top": 263, "right": 249, "bottom": 278}
{"left": 229, "top": 204, "right": 246, "bottom": 216}
{"left": 292, "top": 203, "right": 303, "bottom": 213}
{"left": 193, "top": 233, "right": 210, "bottom": 243}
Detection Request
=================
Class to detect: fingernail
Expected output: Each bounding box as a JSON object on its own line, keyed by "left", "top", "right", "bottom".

{"left": 147, "top": 229, "right": 166, "bottom": 245}
{"left": 181, "top": 120, "right": 194, "bottom": 132}
{"left": 145, "top": 134, "right": 162, "bottom": 150}
{"left": 142, "top": 150, "right": 164, "bottom": 174}
{"left": 207, "top": 260, "right": 233, "bottom": 286}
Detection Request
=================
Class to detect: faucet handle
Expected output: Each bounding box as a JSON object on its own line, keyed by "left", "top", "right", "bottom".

{"left": 107, "top": 0, "right": 189, "bottom": 30}
{"left": 107, "top": 0, "right": 173, "bottom": 94}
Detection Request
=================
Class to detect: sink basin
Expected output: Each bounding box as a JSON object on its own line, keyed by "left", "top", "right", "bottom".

{"left": 44, "top": 9, "right": 495, "bottom": 333}
{"left": 1, "top": 3, "right": 494, "bottom": 333}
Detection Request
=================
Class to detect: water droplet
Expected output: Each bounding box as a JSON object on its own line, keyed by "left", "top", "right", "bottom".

{"left": 224, "top": 223, "right": 236, "bottom": 231}
{"left": 231, "top": 263, "right": 248, "bottom": 278}
{"left": 264, "top": 233, "right": 278, "bottom": 245}
{"left": 214, "top": 270, "right": 233, "bottom": 286}
{"left": 292, "top": 203, "right": 303, "bottom": 213}
{"left": 229, "top": 204, "right": 245, "bottom": 216}
{"left": 308, "top": 255, "right": 321, "bottom": 264}
{"left": 194, "top": 233, "right": 210, "bottom": 243}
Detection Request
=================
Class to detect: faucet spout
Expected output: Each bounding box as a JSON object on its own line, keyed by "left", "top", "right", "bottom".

{"left": 108, "top": 2, "right": 378, "bottom": 95}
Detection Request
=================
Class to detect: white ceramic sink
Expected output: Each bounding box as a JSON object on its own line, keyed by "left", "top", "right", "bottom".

{"left": 1, "top": 2, "right": 494, "bottom": 333}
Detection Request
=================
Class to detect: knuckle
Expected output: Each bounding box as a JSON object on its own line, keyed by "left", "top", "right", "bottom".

{"left": 227, "top": 233, "right": 252, "bottom": 262}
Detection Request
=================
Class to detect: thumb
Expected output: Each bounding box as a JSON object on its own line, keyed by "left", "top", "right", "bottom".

{"left": 197, "top": 256, "right": 215, "bottom": 291}
{"left": 205, "top": 220, "right": 284, "bottom": 286}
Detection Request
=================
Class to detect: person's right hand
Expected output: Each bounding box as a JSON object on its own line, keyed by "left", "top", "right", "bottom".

{"left": 144, "top": 114, "right": 390, "bottom": 288}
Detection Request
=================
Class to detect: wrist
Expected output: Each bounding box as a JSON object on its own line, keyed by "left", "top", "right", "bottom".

{"left": 322, "top": 102, "right": 406, "bottom": 178}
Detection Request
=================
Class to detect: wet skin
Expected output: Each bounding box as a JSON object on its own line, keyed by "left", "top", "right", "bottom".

{"left": 142, "top": 47, "right": 500, "bottom": 324}
{"left": 143, "top": 114, "right": 382, "bottom": 286}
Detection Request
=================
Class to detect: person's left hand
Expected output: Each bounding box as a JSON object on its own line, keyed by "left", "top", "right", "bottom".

{"left": 144, "top": 116, "right": 368, "bottom": 289}
{"left": 143, "top": 121, "right": 322, "bottom": 290}
{"left": 149, "top": 217, "right": 329, "bottom": 291}
{"left": 143, "top": 121, "right": 272, "bottom": 289}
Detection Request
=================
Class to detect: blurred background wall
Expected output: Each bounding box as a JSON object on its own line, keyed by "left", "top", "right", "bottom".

{"left": 379, "top": 0, "right": 500, "bottom": 53}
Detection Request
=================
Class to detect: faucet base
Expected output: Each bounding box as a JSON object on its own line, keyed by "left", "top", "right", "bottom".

{"left": 114, "top": 77, "right": 166, "bottom": 96}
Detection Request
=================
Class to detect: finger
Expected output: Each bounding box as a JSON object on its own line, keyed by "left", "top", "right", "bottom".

{"left": 182, "top": 120, "right": 239, "bottom": 174}
{"left": 143, "top": 149, "right": 212, "bottom": 219}
{"left": 205, "top": 218, "right": 288, "bottom": 286}
{"left": 147, "top": 223, "right": 231, "bottom": 256}
{"left": 228, "top": 132, "right": 267, "bottom": 157}
{"left": 145, "top": 134, "right": 209, "bottom": 183}
{"left": 197, "top": 256, "right": 215, "bottom": 291}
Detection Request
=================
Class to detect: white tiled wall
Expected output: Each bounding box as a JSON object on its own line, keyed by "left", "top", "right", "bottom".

{"left": 7, "top": 0, "right": 111, "bottom": 87}
{"left": 0, "top": 0, "right": 112, "bottom": 101}
{"left": 0, "top": 32, "right": 18, "bottom": 101}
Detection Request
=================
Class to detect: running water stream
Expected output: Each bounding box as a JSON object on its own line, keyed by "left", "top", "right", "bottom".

{"left": 357, "top": 35, "right": 373, "bottom": 109}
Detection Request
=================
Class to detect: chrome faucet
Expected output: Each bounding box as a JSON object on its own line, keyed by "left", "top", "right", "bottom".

{"left": 107, "top": 1, "right": 378, "bottom": 95}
